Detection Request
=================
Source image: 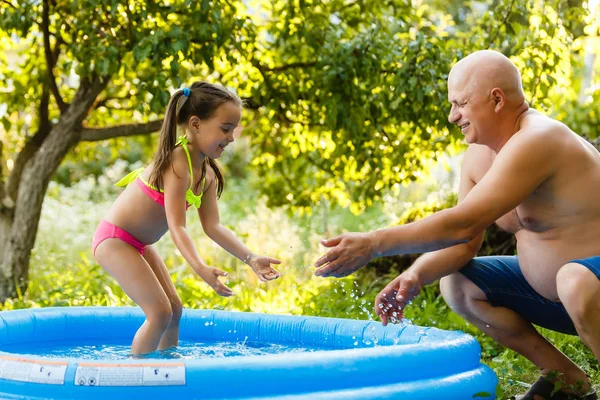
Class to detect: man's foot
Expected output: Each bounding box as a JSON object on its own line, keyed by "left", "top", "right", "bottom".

{"left": 511, "top": 376, "right": 597, "bottom": 400}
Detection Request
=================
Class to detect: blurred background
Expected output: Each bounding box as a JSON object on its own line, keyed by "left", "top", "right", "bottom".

{"left": 0, "top": 0, "right": 599, "bottom": 396}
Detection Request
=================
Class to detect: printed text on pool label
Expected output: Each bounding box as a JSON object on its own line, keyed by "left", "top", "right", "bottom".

{"left": 0, "top": 356, "right": 67, "bottom": 385}
{"left": 74, "top": 363, "right": 186, "bottom": 386}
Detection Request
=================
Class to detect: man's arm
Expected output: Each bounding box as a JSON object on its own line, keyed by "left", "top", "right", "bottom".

{"left": 372, "top": 129, "right": 555, "bottom": 256}
{"left": 374, "top": 146, "right": 485, "bottom": 324}
{"left": 315, "top": 128, "right": 558, "bottom": 277}
{"left": 407, "top": 145, "right": 485, "bottom": 284}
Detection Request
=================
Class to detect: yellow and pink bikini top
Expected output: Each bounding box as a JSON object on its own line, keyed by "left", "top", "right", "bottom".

{"left": 115, "top": 136, "right": 205, "bottom": 209}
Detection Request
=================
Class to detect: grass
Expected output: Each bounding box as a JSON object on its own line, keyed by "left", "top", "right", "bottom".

{"left": 2, "top": 165, "right": 598, "bottom": 398}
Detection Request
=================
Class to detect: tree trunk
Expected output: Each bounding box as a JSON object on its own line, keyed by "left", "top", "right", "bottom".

{"left": 0, "top": 211, "right": 11, "bottom": 271}
{"left": 0, "top": 78, "right": 107, "bottom": 302}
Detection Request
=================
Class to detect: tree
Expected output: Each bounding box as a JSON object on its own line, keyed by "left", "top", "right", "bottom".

{"left": 248, "top": 0, "right": 593, "bottom": 213}
{"left": 0, "top": 0, "right": 254, "bottom": 301}
{"left": 0, "top": 0, "right": 593, "bottom": 301}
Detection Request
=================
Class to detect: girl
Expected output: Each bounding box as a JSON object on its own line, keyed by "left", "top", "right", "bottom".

{"left": 92, "top": 81, "right": 282, "bottom": 355}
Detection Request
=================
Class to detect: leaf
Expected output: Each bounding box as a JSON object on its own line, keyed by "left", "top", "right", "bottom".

{"left": 1, "top": 116, "right": 10, "bottom": 132}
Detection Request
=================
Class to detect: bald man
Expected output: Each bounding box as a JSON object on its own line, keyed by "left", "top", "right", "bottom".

{"left": 314, "top": 50, "right": 600, "bottom": 399}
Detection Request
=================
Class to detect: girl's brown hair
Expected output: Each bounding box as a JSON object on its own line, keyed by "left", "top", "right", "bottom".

{"left": 149, "top": 81, "right": 242, "bottom": 198}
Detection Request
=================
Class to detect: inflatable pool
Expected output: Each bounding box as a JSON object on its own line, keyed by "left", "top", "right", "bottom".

{"left": 0, "top": 307, "right": 497, "bottom": 399}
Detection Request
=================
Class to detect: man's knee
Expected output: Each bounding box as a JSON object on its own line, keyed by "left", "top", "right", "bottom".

{"left": 440, "top": 273, "right": 485, "bottom": 316}
{"left": 440, "top": 272, "right": 470, "bottom": 314}
{"left": 557, "top": 263, "right": 600, "bottom": 330}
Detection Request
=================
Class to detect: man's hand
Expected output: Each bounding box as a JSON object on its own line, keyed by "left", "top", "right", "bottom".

{"left": 247, "top": 255, "right": 282, "bottom": 282}
{"left": 375, "top": 269, "right": 422, "bottom": 326}
{"left": 314, "top": 232, "right": 376, "bottom": 278}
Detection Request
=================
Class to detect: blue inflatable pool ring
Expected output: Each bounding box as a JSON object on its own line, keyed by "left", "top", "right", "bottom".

{"left": 0, "top": 307, "right": 497, "bottom": 399}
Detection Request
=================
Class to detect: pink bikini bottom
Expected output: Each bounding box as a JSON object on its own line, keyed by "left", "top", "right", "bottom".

{"left": 92, "top": 220, "right": 147, "bottom": 256}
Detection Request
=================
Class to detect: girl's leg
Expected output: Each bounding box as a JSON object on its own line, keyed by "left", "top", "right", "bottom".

{"left": 94, "top": 239, "right": 173, "bottom": 355}
{"left": 143, "top": 245, "right": 183, "bottom": 350}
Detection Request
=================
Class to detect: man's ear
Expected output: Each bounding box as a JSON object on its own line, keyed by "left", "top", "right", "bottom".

{"left": 491, "top": 87, "right": 505, "bottom": 112}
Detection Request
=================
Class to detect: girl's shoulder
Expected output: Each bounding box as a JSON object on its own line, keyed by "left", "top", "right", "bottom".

{"left": 169, "top": 146, "right": 192, "bottom": 180}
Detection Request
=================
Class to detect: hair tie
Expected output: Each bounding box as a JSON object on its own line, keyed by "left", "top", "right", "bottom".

{"left": 182, "top": 87, "right": 191, "bottom": 97}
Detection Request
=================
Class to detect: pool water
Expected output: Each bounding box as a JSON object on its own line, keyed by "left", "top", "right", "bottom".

{"left": 1, "top": 340, "right": 324, "bottom": 360}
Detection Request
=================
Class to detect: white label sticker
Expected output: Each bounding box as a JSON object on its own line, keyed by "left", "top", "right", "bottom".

{"left": 75, "top": 364, "right": 185, "bottom": 387}
{"left": 0, "top": 356, "right": 67, "bottom": 385}
{"left": 142, "top": 366, "right": 186, "bottom": 386}
{"left": 27, "top": 363, "right": 67, "bottom": 384}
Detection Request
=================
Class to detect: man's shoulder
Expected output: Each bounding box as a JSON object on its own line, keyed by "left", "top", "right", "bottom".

{"left": 519, "top": 109, "right": 571, "bottom": 137}
{"left": 504, "top": 111, "right": 572, "bottom": 155}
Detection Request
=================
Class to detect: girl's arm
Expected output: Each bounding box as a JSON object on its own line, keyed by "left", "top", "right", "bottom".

{"left": 163, "top": 148, "right": 233, "bottom": 296}
{"left": 199, "top": 167, "right": 281, "bottom": 282}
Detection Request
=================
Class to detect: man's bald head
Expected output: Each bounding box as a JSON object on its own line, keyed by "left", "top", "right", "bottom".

{"left": 449, "top": 50, "right": 525, "bottom": 104}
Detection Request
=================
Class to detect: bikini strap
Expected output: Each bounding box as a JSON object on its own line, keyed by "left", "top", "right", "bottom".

{"left": 176, "top": 136, "right": 194, "bottom": 190}
{"left": 115, "top": 167, "right": 144, "bottom": 187}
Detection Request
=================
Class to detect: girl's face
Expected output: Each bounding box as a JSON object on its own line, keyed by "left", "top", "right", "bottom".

{"left": 189, "top": 101, "right": 242, "bottom": 159}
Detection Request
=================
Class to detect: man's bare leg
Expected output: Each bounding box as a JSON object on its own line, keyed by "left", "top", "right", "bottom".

{"left": 440, "top": 273, "right": 590, "bottom": 395}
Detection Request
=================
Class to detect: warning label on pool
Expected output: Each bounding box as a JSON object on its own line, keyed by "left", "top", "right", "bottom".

{"left": 74, "top": 363, "right": 186, "bottom": 386}
{"left": 0, "top": 355, "right": 67, "bottom": 385}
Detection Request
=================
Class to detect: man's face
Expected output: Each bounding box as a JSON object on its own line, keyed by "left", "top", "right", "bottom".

{"left": 447, "top": 73, "right": 493, "bottom": 145}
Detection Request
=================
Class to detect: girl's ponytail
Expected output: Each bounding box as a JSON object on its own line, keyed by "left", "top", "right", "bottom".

{"left": 200, "top": 158, "right": 225, "bottom": 199}
{"left": 148, "top": 91, "right": 186, "bottom": 190}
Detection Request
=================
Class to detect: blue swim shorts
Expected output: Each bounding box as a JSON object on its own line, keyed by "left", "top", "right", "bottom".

{"left": 459, "top": 255, "right": 600, "bottom": 335}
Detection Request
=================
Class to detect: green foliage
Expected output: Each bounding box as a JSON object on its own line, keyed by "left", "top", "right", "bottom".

{"left": 250, "top": 0, "right": 456, "bottom": 212}
{"left": 247, "top": 0, "right": 594, "bottom": 212}
{"left": 2, "top": 0, "right": 595, "bottom": 214}
{"left": 0, "top": 0, "right": 255, "bottom": 174}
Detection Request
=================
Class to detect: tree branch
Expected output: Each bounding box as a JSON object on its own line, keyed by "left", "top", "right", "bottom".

{"left": 94, "top": 95, "right": 132, "bottom": 110}
{"left": 42, "top": 0, "right": 67, "bottom": 113}
{"left": 257, "top": 61, "right": 318, "bottom": 73}
{"left": 80, "top": 120, "right": 163, "bottom": 142}
{"left": 1, "top": 0, "right": 16, "bottom": 9}
{"left": 487, "top": 0, "right": 516, "bottom": 47}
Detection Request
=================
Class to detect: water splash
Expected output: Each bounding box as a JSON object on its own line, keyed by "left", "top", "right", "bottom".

{"left": 5, "top": 339, "right": 325, "bottom": 360}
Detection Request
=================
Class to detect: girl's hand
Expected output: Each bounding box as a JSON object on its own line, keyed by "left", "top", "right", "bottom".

{"left": 246, "top": 255, "right": 282, "bottom": 282}
{"left": 196, "top": 266, "right": 234, "bottom": 297}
